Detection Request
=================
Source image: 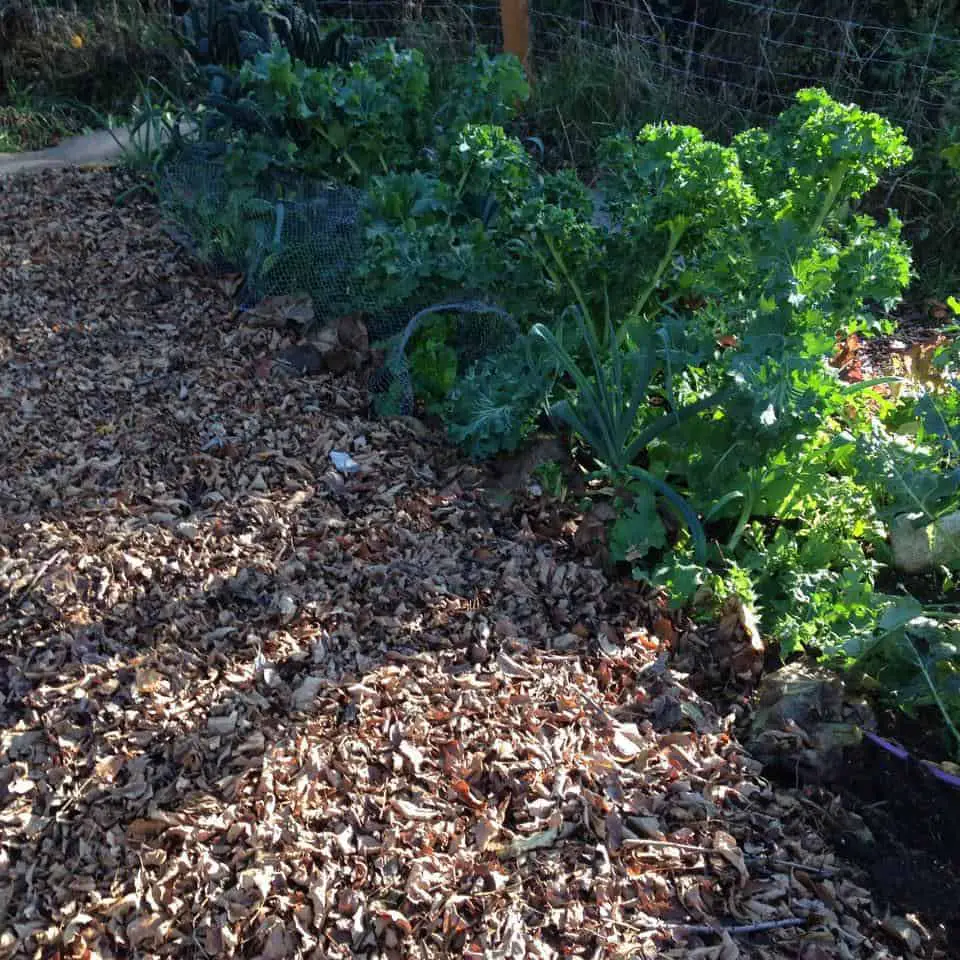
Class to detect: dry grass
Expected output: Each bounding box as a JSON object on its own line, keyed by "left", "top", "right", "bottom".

{"left": 0, "top": 0, "right": 188, "bottom": 116}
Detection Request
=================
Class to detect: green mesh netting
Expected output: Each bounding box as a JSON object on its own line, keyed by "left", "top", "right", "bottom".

{"left": 371, "top": 300, "right": 520, "bottom": 415}
{"left": 157, "top": 153, "right": 519, "bottom": 414}
{"left": 158, "top": 156, "right": 375, "bottom": 324}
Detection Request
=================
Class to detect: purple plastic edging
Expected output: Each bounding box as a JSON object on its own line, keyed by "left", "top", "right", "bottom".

{"left": 862, "top": 730, "right": 910, "bottom": 760}
{"left": 862, "top": 730, "right": 960, "bottom": 790}
{"left": 920, "top": 760, "right": 960, "bottom": 789}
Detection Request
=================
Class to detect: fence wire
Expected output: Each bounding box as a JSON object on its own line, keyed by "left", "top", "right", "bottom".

{"left": 539, "top": 1, "right": 958, "bottom": 134}
{"left": 308, "top": 0, "right": 960, "bottom": 142}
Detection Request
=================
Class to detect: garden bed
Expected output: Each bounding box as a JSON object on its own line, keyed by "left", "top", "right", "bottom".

{"left": 1, "top": 167, "right": 956, "bottom": 959}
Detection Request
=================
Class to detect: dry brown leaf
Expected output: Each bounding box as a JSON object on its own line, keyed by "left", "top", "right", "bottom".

{"left": 244, "top": 293, "right": 314, "bottom": 329}
{"left": 496, "top": 650, "right": 536, "bottom": 680}
{"left": 373, "top": 907, "right": 414, "bottom": 937}
{"left": 126, "top": 914, "right": 171, "bottom": 949}
{"left": 292, "top": 674, "right": 324, "bottom": 710}
{"left": 711, "top": 830, "right": 750, "bottom": 886}
{"left": 451, "top": 778, "right": 486, "bottom": 810}
{"left": 126, "top": 818, "right": 171, "bottom": 843}
{"left": 390, "top": 797, "right": 439, "bottom": 821}
{"left": 610, "top": 722, "right": 648, "bottom": 762}
{"left": 398, "top": 739, "right": 425, "bottom": 773}
{"left": 134, "top": 666, "right": 164, "bottom": 694}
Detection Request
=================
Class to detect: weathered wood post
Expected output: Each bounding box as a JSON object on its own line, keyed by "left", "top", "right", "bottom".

{"left": 500, "top": 0, "right": 532, "bottom": 80}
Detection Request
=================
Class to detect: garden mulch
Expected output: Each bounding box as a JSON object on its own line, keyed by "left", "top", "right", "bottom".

{"left": 0, "top": 168, "right": 953, "bottom": 960}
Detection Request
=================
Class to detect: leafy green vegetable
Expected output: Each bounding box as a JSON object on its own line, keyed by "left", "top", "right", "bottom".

{"left": 442, "top": 123, "right": 533, "bottom": 221}
{"left": 530, "top": 303, "right": 717, "bottom": 563}
{"left": 443, "top": 335, "right": 551, "bottom": 460}
{"left": 407, "top": 315, "right": 458, "bottom": 406}
{"left": 436, "top": 46, "right": 530, "bottom": 132}
{"left": 609, "top": 488, "right": 668, "bottom": 563}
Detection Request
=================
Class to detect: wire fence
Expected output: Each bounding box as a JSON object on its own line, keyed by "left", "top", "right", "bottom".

{"left": 312, "top": 0, "right": 960, "bottom": 144}
{"left": 19, "top": 0, "right": 958, "bottom": 143}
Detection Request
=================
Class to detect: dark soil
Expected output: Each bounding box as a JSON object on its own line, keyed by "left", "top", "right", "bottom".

{"left": 825, "top": 734, "right": 960, "bottom": 950}
{"left": 763, "top": 706, "right": 960, "bottom": 956}
{"left": 683, "top": 613, "right": 960, "bottom": 954}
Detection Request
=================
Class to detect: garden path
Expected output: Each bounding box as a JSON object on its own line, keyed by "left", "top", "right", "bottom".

{"left": 0, "top": 127, "right": 130, "bottom": 176}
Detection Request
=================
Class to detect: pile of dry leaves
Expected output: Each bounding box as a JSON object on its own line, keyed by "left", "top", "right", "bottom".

{"left": 0, "top": 170, "right": 948, "bottom": 959}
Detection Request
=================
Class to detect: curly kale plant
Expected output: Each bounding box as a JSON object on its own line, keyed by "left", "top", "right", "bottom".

{"left": 217, "top": 42, "right": 431, "bottom": 183}
{"left": 435, "top": 46, "right": 530, "bottom": 133}
{"left": 526, "top": 90, "right": 913, "bottom": 485}
{"left": 358, "top": 125, "right": 539, "bottom": 315}
{"left": 443, "top": 335, "right": 554, "bottom": 460}
{"left": 191, "top": 41, "right": 529, "bottom": 188}
{"left": 441, "top": 123, "right": 534, "bottom": 222}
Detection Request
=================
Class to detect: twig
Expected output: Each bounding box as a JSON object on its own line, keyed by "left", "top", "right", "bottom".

{"left": 624, "top": 837, "right": 714, "bottom": 855}
{"left": 6, "top": 549, "right": 68, "bottom": 611}
{"left": 747, "top": 856, "right": 837, "bottom": 878}
{"left": 629, "top": 838, "right": 839, "bottom": 878}
{"left": 669, "top": 917, "right": 806, "bottom": 937}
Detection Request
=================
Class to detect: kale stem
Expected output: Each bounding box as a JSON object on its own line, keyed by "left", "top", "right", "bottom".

{"left": 726, "top": 481, "right": 757, "bottom": 552}
{"left": 622, "top": 223, "right": 685, "bottom": 345}
{"left": 455, "top": 162, "right": 472, "bottom": 199}
{"left": 544, "top": 233, "right": 595, "bottom": 337}
{"left": 525, "top": 235, "right": 563, "bottom": 291}
{"left": 316, "top": 128, "right": 361, "bottom": 178}
{"left": 808, "top": 163, "right": 848, "bottom": 240}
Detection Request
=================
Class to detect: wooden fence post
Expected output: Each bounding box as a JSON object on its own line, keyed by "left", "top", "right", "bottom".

{"left": 500, "top": 0, "right": 532, "bottom": 79}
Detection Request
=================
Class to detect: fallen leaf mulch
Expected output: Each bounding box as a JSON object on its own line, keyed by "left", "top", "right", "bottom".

{"left": 831, "top": 297, "right": 957, "bottom": 386}
{"left": 0, "top": 169, "right": 949, "bottom": 960}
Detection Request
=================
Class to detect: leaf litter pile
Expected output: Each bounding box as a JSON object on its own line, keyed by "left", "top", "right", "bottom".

{"left": 0, "top": 170, "right": 950, "bottom": 960}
